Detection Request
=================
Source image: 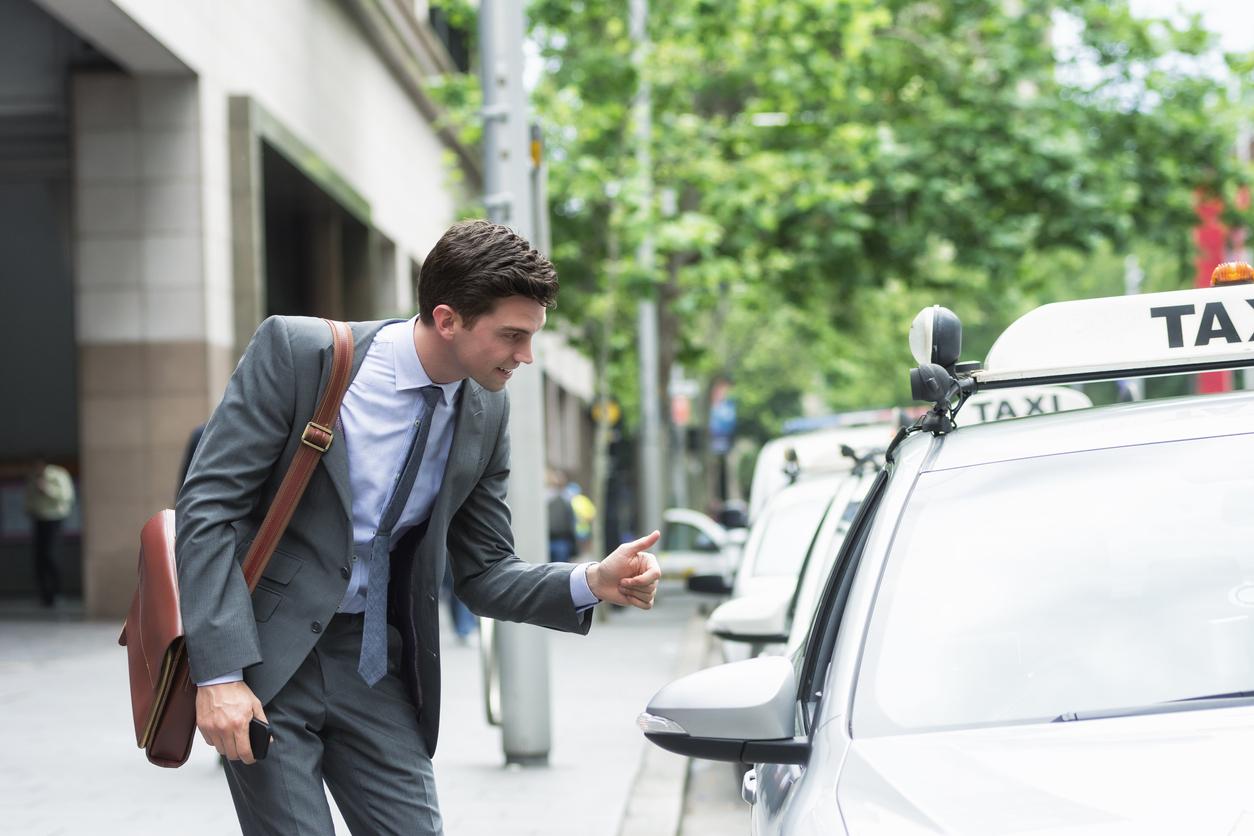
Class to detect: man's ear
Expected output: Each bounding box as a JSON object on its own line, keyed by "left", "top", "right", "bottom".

{"left": 432, "top": 304, "right": 460, "bottom": 338}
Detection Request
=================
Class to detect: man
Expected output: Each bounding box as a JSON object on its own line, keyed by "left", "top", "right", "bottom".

{"left": 24, "top": 457, "right": 75, "bottom": 607}
{"left": 176, "top": 220, "right": 661, "bottom": 835}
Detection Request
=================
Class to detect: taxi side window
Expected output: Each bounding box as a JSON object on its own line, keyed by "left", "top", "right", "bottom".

{"left": 796, "top": 470, "right": 887, "bottom": 732}
{"left": 661, "top": 521, "right": 719, "bottom": 553}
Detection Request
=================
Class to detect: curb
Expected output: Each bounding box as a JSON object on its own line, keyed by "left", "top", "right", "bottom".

{"left": 618, "top": 610, "right": 711, "bottom": 836}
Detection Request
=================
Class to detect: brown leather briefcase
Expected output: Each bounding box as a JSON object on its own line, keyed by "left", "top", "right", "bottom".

{"left": 120, "top": 511, "right": 198, "bottom": 767}
{"left": 118, "top": 318, "right": 354, "bottom": 768}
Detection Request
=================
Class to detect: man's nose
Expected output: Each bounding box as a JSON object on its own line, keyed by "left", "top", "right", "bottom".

{"left": 516, "top": 339, "right": 534, "bottom": 365}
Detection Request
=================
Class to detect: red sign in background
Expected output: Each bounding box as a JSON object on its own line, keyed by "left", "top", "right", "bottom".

{"left": 1192, "top": 188, "right": 1250, "bottom": 393}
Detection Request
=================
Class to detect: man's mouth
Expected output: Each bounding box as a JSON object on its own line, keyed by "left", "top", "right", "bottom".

{"left": 497, "top": 367, "right": 515, "bottom": 378}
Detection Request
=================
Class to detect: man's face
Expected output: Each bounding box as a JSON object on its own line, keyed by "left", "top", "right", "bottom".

{"left": 449, "top": 295, "right": 547, "bottom": 391}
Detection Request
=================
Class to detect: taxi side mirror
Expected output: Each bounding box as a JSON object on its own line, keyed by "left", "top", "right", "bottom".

{"left": 638, "top": 657, "right": 810, "bottom": 765}
{"left": 706, "top": 591, "right": 790, "bottom": 645}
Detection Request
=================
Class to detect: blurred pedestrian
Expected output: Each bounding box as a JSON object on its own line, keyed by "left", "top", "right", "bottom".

{"left": 547, "top": 469, "right": 577, "bottom": 562}
{"left": 24, "top": 457, "right": 75, "bottom": 607}
{"left": 176, "top": 220, "right": 662, "bottom": 835}
{"left": 567, "top": 481, "right": 596, "bottom": 558}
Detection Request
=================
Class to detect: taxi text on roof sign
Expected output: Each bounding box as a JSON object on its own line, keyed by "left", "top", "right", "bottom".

{"left": 974, "top": 283, "right": 1254, "bottom": 389}
{"left": 962, "top": 385, "right": 1092, "bottom": 424}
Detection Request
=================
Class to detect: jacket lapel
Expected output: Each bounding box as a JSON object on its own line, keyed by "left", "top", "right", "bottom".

{"left": 429, "top": 381, "right": 486, "bottom": 532}
{"left": 319, "top": 319, "right": 394, "bottom": 519}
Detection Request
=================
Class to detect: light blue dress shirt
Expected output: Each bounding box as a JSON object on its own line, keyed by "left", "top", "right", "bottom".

{"left": 197, "top": 316, "right": 598, "bottom": 687}
{"left": 336, "top": 318, "right": 464, "bottom": 612}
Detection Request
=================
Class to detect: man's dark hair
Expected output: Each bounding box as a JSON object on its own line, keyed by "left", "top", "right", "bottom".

{"left": 418, "top": 220, "right": 558, "bottom": 327}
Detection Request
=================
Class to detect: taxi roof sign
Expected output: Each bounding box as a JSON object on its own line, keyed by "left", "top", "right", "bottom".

{"left": 974, "top": 283, "right": 1254, "bottom": 389}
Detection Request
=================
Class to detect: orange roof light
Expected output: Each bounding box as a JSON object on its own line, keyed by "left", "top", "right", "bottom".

{"left": 1211, "top": 261, "right": 1254, "bottom": 286}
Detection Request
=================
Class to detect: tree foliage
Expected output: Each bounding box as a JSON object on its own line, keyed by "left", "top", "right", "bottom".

{"left": 431, "top": 0, "right": 1253, "bottom": 444}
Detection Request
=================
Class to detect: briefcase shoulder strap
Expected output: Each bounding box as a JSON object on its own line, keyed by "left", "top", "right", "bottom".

{"left": 240, "top": 318, "right": 354, "bottom": 591}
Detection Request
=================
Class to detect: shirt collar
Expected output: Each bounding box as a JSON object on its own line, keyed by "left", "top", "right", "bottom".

{"left": 392, "top": 315, "right": 464, "bottom": 405}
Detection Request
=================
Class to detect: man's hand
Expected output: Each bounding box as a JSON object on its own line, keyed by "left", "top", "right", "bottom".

{"left": 587, "top": 530, "right": 662, "bottom": 609}
{"left": 196, "top": 681, "right": 268, "bottom": 764}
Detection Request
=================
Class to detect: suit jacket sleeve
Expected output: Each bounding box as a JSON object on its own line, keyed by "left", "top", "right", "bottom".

{"left": 445, "top": 394, "right": 592, "bottom": 635}
{"left": 175, "top": 316, "right": 298, "bottom": 683}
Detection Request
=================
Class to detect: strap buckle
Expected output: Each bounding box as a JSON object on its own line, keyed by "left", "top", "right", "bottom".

{"left": 301, "top": 421, "right": 334, "bottom": 453}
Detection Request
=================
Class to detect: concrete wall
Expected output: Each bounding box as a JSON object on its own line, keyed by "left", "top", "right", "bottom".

{"left": 38, "top": 0, "right": 469, "bottom": 615}
{"left": 39, "top": 0, "right": 466, "bottom": 349}
{"left": 540, "top": 332, "right": 595, "bottom": 487}
{"left": 11, "top": 0, "right": 599, "bottom": 615}
{"left": 101, "top": 0, "right": 460, "bottom": 276}
{"left": 71, "top": 73, "right": 225, "bottom": 613}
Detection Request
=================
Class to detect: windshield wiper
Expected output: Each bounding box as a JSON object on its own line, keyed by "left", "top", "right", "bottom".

{"left": 1052, "top": 691, "right": 1254, "bottom": 723}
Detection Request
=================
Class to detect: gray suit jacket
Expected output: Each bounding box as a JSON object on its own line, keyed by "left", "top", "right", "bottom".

{"left": 175, "top": 316, "right": 592, "bottom": 755}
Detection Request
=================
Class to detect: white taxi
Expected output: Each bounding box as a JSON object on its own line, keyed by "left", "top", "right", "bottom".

{"left": 639, "top": 267, "right": 1254, "bottom": 835}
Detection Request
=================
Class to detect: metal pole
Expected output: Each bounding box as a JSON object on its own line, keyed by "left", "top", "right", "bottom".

{"left": 531, "top": 123, "right": 551, "bottom": 255}
{"left": 479, "top": 0, "right": 552, "bottom": 766}
{"left": 592, "top": 204, "right": 620, "bottom": 586}
{"left": 631, "top": 0, "right": 665, "bottom": 535}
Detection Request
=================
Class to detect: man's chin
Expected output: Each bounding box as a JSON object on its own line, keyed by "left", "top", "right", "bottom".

{"left": 472, "top": 373, "right": 508, "bottom": 392}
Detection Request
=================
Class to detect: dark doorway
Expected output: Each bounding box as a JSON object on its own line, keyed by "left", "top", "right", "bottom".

{"left": 262, "top": 142, "right": 374, "bottom": 320}
{"left": 0, "top": 0, "right": 116, "bottom": 601}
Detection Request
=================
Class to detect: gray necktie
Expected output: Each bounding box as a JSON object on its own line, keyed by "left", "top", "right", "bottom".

{"left": 358, "top": 384, "right": 442, "bottom": 686}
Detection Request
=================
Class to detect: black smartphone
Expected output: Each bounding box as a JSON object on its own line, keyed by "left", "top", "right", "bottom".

{"left": 249, "top": 717, "right": 271, "bottom": 760}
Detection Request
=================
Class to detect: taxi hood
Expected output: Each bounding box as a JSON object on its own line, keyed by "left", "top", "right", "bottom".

{"left": 837, "top": 705, "right": 1254, "bottom": 834}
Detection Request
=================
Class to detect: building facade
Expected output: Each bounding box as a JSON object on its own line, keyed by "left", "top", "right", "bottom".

{"left": 1, "top": 0, "right": 593, "bottom": 616}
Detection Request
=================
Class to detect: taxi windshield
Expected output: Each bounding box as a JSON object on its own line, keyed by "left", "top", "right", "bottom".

{"left": 853, "top": 431, "right": 1254, "bottom": 736}
{"left": 747, "top": 492, "right": 834, "bottom": 578}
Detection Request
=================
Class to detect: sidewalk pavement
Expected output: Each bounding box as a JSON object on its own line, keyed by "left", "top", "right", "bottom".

{"left": 0, "top": 590, "right": 709, "bottom": 836}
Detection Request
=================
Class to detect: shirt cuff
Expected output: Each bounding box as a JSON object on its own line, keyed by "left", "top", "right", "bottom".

{"left": 570, "top": 562, "right": 600, "bottom": 611}
{"left": 196, "top": 669, "right": 244, "bottom": 687}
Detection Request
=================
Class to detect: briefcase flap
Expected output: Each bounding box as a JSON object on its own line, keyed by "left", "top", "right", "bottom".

{"left": 122, "top": 509, "right": 184, "bottom": 746}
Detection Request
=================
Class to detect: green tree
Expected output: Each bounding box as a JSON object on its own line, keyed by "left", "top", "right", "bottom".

{"left": 430, "top": 0, "right": 1252, "bottom": 501}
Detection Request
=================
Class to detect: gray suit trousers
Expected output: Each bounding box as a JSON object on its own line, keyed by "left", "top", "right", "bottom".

{"left": 225, "top": 615, "right": 442, "bottom": 836}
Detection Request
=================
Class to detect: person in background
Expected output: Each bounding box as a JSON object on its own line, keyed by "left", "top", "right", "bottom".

{"left": 567, "top": 481, "right": 596, "bottom": 558}
{"left": 546, "top": 469, "right": 577, "bottom": 563}
{"left": 24, "top": 457, "right": 75, "bottom": 607}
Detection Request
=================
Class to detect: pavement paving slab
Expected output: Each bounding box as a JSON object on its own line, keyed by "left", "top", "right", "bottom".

{"left": 0, "top": 591, "right": 701, "bottom": 836}
{"left": 672, "top": 622, "right": 752, "bottom": 836}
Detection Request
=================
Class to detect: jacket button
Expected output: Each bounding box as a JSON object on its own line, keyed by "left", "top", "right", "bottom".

{"left": 311, "top": 621, "right": 322, "bottom": 633}
{"left": 340, "top": 566, "right": 351, "bottom": 579}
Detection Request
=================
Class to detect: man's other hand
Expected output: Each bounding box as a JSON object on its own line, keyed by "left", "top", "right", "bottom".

{"left": 588, "top": 530, "right": 662, "bottom": 609}
{"left": 196, "top": 681, "right": 268, "bottom": 764}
